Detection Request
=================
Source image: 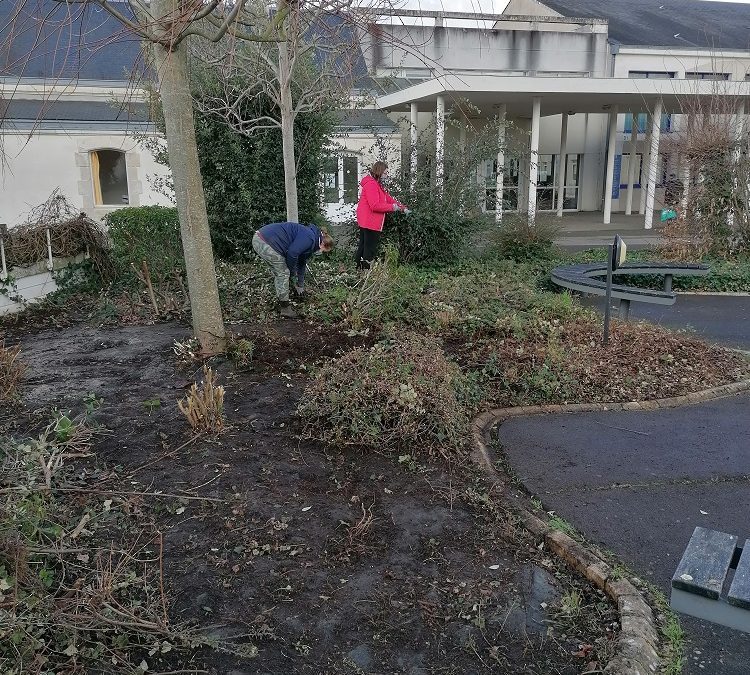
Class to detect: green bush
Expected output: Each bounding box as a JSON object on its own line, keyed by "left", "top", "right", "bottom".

{"left": 298, "top": 333, "right": 471, "bottom": 457}
{"left": 488, "top": 213, "right": 560, "bottom": 262}
{"left": 194, "top": 108, "right": 333, "bottom": 259}
{"left": 104, "top": 207, "right": 183, "bottom": 288}
{"left": 359, "top": 112, "right": 510, "bottom": 266}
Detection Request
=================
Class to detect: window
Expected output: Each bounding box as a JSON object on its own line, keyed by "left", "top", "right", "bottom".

{"left": 620, "top": 153, "right": 643, "bottom": 188}
{"left": 482, "top": 158, "right": 519, "bottom": 212}
{"left": 322, "top": 157, "right": 339, "bottom": 204}
{"left": 628, "top": 71, "right": 675, "bottom": 79}
{"left": 624, "top": 113, "right": 672, "bottom": 134}
{"left": 343, "top": 156, "right": 359, "bottom": 204}
{"left": 685, "top": 72, "right": 730, "bottom": 80}
{"left": 91, "top": 150, "right": 129, "bottom": 205}
{"left": 323, "top": 155, "right": 361, "bottom": 205}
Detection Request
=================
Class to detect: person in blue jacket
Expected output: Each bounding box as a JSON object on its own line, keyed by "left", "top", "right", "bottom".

{"left": 252, "top": 222, "right": 334, "bottom": 317}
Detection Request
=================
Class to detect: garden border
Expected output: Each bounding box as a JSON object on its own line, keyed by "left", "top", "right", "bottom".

{"left": 470, "top": 376, "right": 750, "bottom": 675}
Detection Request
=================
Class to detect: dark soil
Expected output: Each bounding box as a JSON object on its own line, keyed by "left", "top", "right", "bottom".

{"left": 2, "top": 320, "right": 618, "bottom": 674}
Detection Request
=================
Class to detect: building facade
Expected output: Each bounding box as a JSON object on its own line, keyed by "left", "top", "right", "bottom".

{"left": 326, "top": 0, "right": 750, "bottom": 229}
{"left": 0, "top": 1, "right": 172, "bottom": 228}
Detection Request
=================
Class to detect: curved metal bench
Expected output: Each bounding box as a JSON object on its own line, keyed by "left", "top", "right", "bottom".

{"left": 551, "top": 262, "right": 710, "bottom": 319}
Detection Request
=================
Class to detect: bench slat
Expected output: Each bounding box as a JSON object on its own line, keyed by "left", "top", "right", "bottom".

{"left": 728, "top": 542, "right": 750, "bottom": 610}
{"left": 672, "top": 526, "right": 737, "bottom": 600}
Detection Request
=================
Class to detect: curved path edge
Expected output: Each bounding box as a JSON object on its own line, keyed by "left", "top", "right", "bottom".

{"left": 470, "top": 377, "right": 750, "bottom": 675}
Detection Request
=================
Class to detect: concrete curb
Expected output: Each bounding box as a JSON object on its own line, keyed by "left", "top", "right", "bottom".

{"left": 470, "top": 378, "right": 750, "bottom": 675}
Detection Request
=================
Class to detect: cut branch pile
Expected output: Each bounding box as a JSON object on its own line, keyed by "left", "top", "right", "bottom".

{"left": 4, "top": 190, "right": 114, "bottom": 279}
{"left": 0, "top": 342, "right": 26, "bottom": 402}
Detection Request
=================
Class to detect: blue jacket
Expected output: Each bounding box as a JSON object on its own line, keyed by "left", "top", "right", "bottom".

{"left": 257, "top": 222, "right": 321, "bottom": 285}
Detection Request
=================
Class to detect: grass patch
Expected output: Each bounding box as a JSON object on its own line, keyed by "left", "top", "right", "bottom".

{"left": 548, "top": 515, "right": 577, "bottom": 536}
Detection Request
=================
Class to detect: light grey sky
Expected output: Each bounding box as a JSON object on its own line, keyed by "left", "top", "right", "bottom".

{"left": 399, "top": 0, "right": 750, "bottom": 12}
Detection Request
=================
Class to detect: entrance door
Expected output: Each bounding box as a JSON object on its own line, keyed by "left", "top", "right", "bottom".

{"left": 535, "top": 154, "right": 556, "bottom": 210}
{"left": 535, "top": 154, "right": 581, "bottom": 211}
{"left": 482, "top": 158, "right": 520, "bottom": 212}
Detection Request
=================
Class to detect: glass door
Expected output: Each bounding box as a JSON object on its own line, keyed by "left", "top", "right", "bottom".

{"left": 562, "top": 154, "right": 580, "bottom": 210}
{"left": 535, "top": 154, "right": 556, "bottom": 210}
{"left": 535, "top": 154, "right": 581, "bottom": 211}
{"left": 482, "top": 158, "right": 520, "bottom": 212}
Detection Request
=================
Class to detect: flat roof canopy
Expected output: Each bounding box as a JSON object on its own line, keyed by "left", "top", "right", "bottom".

{"left": 376, "top": 74, "right": 750, "bottom": 116}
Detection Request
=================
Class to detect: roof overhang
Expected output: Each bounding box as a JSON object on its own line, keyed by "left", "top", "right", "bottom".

{"left": 376, "top": 74, "right": 750, "bottom": 116}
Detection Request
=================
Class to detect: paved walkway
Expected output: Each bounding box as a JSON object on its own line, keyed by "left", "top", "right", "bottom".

{"left": 497, "top": 295, "right": 750, "bottom": 674}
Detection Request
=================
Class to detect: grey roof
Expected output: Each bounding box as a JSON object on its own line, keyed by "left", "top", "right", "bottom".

{"left": 539, "top": 0, "right": 750, "bottom": 49}
{"left": 335, "top": 109, "right": 398, "bottom": 131}
{"left": 1, "top": 99, "right": 149, "bottom": 122}
{"left": 1, "top": 1, "right": 147, "bottom": 82}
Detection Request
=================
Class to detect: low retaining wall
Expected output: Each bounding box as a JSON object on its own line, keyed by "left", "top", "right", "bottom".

{"left": 0, "top": 254, "right": 86, "bottom": 315}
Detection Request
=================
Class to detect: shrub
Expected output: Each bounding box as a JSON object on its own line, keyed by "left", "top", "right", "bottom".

{"left": 0, "top": 343, "right": 26, "bottom": 402}
{"left": 358, "top": 110, "right": 511, "bottom": 266}
{"left": 298, "top": 333, "right": 471, "bottom": 457}
{"left": 104, "top": 206, "right": 183, "bottom": 289}
{"left": 194, "top": 108, "right": 333, "bottom": 259}
{"left": 227, "top": 335, "right": 255, "bottom": 368}
{"left": 489, "top": 213, "right": 560, "bottom": 262}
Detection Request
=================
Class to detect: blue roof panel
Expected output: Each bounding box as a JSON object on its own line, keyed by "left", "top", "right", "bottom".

{"left": 0, "top": 0, "right": 145, "bottom": 82}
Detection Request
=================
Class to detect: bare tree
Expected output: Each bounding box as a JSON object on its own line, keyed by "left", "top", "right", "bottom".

{"left": 5, "top": 0, "right": 293, "bottom": 353}
{"left": 663, "top": 82, "right": 750, "bottom": 259}
{"left": 192, "top": 0, "right": 366, "bottom": 223}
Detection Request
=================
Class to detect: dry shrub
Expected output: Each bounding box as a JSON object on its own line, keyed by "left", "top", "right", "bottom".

{"left": 298, "top": 333, "right": 470, "bottom": 458}
{"left": 178, "top": 365, "right": 225, "bottom": 432}
{"left": 470, "top": 317, "right": 750, "bottom": 407}
{"left": 661, "top": 93, "right": 750, "bottom": 258}
{"left": 5, "top": 190, "right": 113, "bottom": 279}
{"left": 0, "top": 342, "right": 26, "bottom": 402}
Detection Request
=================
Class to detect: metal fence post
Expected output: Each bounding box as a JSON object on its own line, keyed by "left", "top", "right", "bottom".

{"left": 603, "top": 244, "right": 614, "bottom": 346}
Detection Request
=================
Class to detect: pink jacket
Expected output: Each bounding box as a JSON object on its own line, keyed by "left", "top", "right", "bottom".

{"left": 356, "top": 175, "right": 405, "bottom": 232}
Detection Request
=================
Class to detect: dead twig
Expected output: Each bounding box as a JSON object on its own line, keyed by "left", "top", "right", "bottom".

{"left": 128, "top": 434, "right": 202, "bottom": 476}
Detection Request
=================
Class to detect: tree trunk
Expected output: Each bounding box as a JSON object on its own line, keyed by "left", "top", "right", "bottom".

{"left": 152, "top": 0, "right": 226, "bottom": 354}
{"left": 278, "top": 40, "right": 299, "bottom": 222}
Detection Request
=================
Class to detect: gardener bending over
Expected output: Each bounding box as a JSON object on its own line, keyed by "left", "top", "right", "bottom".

{"left": 252, "top": 222, "right": 334, "bottom": 318}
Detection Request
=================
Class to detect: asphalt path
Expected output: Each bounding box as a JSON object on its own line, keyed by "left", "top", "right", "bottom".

{"left": 498, "top": 295, "right": 750, "bottom": 673}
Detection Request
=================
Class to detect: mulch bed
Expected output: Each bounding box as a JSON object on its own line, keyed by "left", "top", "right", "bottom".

{"left": 446, "top": 319, "right": 750, "bottom": 407}
{"left": 1, "top": 320, "right": 617, "bottom": 675}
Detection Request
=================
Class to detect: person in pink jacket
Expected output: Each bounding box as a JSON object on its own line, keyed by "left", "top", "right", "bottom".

{"left": 355, "top": 161, "right": 410, "bottom": 268}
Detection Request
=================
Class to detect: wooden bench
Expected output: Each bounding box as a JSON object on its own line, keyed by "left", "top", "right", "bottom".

{"left": 550, "top": 262, "right": 710, "bottom": 320}
{"left": 671, "top": 526, "right": 750, "bottom": 633}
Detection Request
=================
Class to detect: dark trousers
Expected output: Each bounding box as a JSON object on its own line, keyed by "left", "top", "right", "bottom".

{"left": 355, "top": 228, "right": 381, "bottom": 269}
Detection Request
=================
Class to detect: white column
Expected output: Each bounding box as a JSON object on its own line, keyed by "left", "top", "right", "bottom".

{"left": 603, "top": 106, "right": 619, "bottom": 225}
{"left": 528, "top": 96, "right": 541, "bottom": 223}
{"left": 729, "top": 100, "right": 745, "bottom": 228}
{"left": 644, "top": 99, "right": 663, "bottom": 230}
{"left": 733, "top": 101, "right": 746, "bottom": 166}
{"left": 625, "top": 111, "right": 638, "bottom": 215}
{"left": 639, "top": 114, "right": 652, "bottom": 215}
{"left": 435, "top": 95, "right": 445, "bottom": 195}
{"left": 410, "top": 102, "right": 418, "bottom": 191}
{"left": 680, "top": 156, "right": 690, "bottom": 213}
{"left": 556, "top": 112, "right": 569, "bottom": 218}
{"left": 0, "top": 225, "right": 7, "bottom": 280}
{"left": 496, "top": 103, "right": 507, "bottom": 224}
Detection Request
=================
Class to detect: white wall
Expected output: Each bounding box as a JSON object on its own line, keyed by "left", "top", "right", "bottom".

{"left": 0, "top": 130, "right": 172, "bottom": 227}
{"left": 614, "top": 48, "right": 750, "bottom": 81}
